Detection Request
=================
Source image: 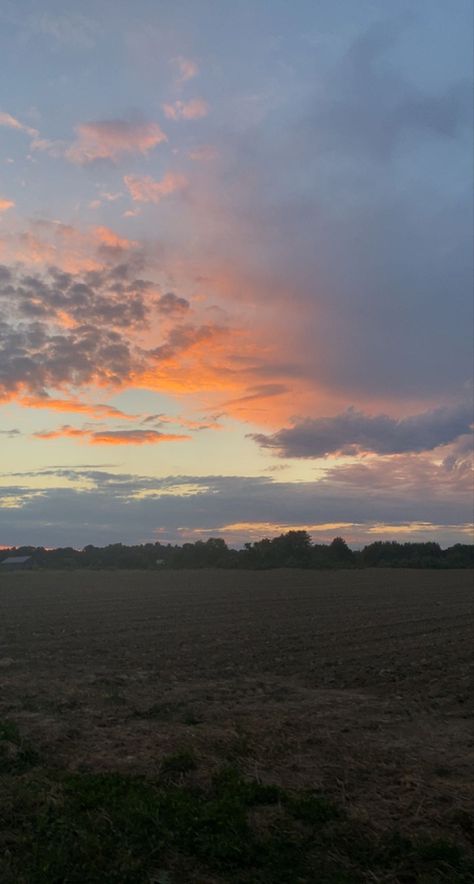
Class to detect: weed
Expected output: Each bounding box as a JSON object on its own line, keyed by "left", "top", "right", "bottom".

{"left": 160, "top": 750, "right": 198, "bottom": 777}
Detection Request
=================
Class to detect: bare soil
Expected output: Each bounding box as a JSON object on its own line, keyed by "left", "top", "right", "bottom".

{"left": 0, "top": 568, "right": 473, "bottom": 844}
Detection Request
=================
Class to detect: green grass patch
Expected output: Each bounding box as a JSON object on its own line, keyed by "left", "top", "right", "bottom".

{"left": 0, "top": 725, "right": 472, "bottom": 883}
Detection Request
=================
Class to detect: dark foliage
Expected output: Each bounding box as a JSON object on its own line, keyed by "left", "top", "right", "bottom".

{"left": 0, "top": 533, "right": 472, "bottom": 571}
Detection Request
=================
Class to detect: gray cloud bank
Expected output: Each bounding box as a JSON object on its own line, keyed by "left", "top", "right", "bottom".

{"left": 1, "top": 455, "right": 471, "bottom": 548}
{"left": 253, "top": 403, "right": 473, "bottom": 458}
{"left": 204, "top": 17, "right": 473, "bottom": 404}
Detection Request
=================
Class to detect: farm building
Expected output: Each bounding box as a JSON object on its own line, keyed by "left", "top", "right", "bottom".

{"left": 0, "top": 556, "right": 34, "bottom": 571}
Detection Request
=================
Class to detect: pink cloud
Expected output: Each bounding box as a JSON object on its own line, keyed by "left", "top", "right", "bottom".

{"left": 0, "top": 111, "right": 38, "bottom": 138}
{"left": 188, "top": 145, "right": 218, "bottom": 162}
{"left": 124, "top": 172, "right": 188, "bottom": 204}
{"left": 163, "top": 99, "right": 209, "bottom": 121}
{"left": 66, "top": 119, "right": 167, "bottom": 164}
{"left": 0, "top": 198, "right": 14, "bottom": 213}
{"left": 174, "top": 56, "right": 199, "bottom": 83}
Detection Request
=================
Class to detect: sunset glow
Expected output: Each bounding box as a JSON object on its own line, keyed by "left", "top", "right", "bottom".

{"left": 0, "top": 1, "right": 472, "bottom": 548}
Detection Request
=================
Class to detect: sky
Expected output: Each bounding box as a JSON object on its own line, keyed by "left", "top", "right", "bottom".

{"left": 0, "top": 0, "right": 472, "bottom": 549}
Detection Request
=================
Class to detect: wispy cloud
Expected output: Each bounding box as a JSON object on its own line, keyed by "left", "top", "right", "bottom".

{"left": 124, "top": 172, "right": 188, "bottom": 204}
{"left": 188, "top": 145, "right": 218, "bottom": 162}
{"left": 33, "top": 426, "right": 190, "bottom": 445}
{"left": 163, "top": 99, "right": 209, "bottom": 120}
{"left": 20, "top": 395, "right": 138, "bottom": 420}
{"left": 0, "top": 111, "right": 38, "bottom": 138}
{"left": 66, "top": 119, "right": 167, "bottom": 164}
{"left": 173, "top": 56, "right": 199, "bottom": 84}
{"left": 0, "top": 198, "right": 14, "bottom": 213}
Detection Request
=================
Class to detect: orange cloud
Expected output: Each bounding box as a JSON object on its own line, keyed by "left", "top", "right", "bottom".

{"left": 93, "top": 226, "right": 137, "bottom": 250}
{"left": 163, "top": 99, "right": 209, "bottom": 120}
{"left": 0, "top": 198, "right": 14, "bottom": 213}
{"left": 91, "top": 429, "right": 189, "bottom": 445}
{"left": 20, "top": 395, "right": 137, "bottom": 420}
{"left": 66, "top": 119, "right": 167, "bottom": 164}
{"left": 124, "top": 172, "right": 188, "bottom": 204}
{"left": 33, "top": 426, "right": 190, "bottom": 445}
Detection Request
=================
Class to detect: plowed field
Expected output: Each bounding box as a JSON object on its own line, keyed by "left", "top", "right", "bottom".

{"left": 1, "top": 569, "right": 473, "bottom": 846}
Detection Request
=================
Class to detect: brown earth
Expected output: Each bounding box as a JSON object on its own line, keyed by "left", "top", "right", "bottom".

{"left": 0, "top": 568, "right": 472, "bottom": 843}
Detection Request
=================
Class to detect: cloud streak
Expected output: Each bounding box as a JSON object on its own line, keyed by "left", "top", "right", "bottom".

{"left": 33, "top": 426, "right": 190, "bottom": 445}
{"left": 0, "top": 110, "right": 38, "bottom": 138}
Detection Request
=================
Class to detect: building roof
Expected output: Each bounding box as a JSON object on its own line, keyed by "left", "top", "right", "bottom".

{"left": 1, "top": 556, "right": 32, "bottom": 564}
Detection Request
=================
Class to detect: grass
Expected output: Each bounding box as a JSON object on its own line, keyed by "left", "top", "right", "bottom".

{"left": 0, "top": 718, "right": 41, "bottom": 774}
{"left": 0, "top": 720, "right": 473, "bottom": 884}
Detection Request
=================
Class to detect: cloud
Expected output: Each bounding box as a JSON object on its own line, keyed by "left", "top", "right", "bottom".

{"left": 0, "top": 198, "right": 14, "bottom": 213}
{"left": 0, "top": 263, "right": 150, "bottom": 330}
{"left": 0, "top": 250, "right": 250, "bottom": 404}
{"left": 124, "top": 172, "right": 188, "bottom": 204}
{"left": 309, "top": 20, "right": 472, "bottom": 161}
{"left": 66, "top": 119, "right": 167, "bottom": 164}
{"left": 0, "top": 219, "right": 145, "bottom": 277}
{"left": 0, "top": 112, "right": 65, "bottom": 157}
{"left": 0, "top": 320, "right": 141, "bottom": 396}
{"left": 33, "top": 426, "right": 190, "bottom": 445}
{"left": 0, "top": 468, "right": 471, "bottom": 548}
{"left": 0, "top": 111, "right": 38, "bottom": 138}
{"left": 222, "top": 384, "right": 288, "bottom": 408}
{"left": 155, "top": 292, "right": 189, "bottom": 314}
{"left": 173, "top": 56, "right": 199, "bottom": 84}
{"left": 188, "top": 145, "right": 218, "bottom": 162}
{"left": 150, "top": 323, "right": 224, "bottom": 361}
{"left": 0, "top": 258, "right": 164, "bottom": 397}
{"left": 19, "top": 395, "right": 137, "bottom": 420}
{"left": 253, "top": 404, "right": 473, "bottom": 458}
{"left": 141, "top": 412, "right": 222, "bottom": 432}
{"left": 29, "top": 137, "right": 65, "bottom": 158}
{"left": 163, "top": 99, "right": 209, "bottom": 121}
{"left": 93, "top": 226, "right": 137, "bottom": 251}
{"left": 322, "top": 443, "right": 473, "bottom": 497}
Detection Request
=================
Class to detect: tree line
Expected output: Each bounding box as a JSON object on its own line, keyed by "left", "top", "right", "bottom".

{"left": 1, "top": 533, "right": 473, "bottom": 570}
